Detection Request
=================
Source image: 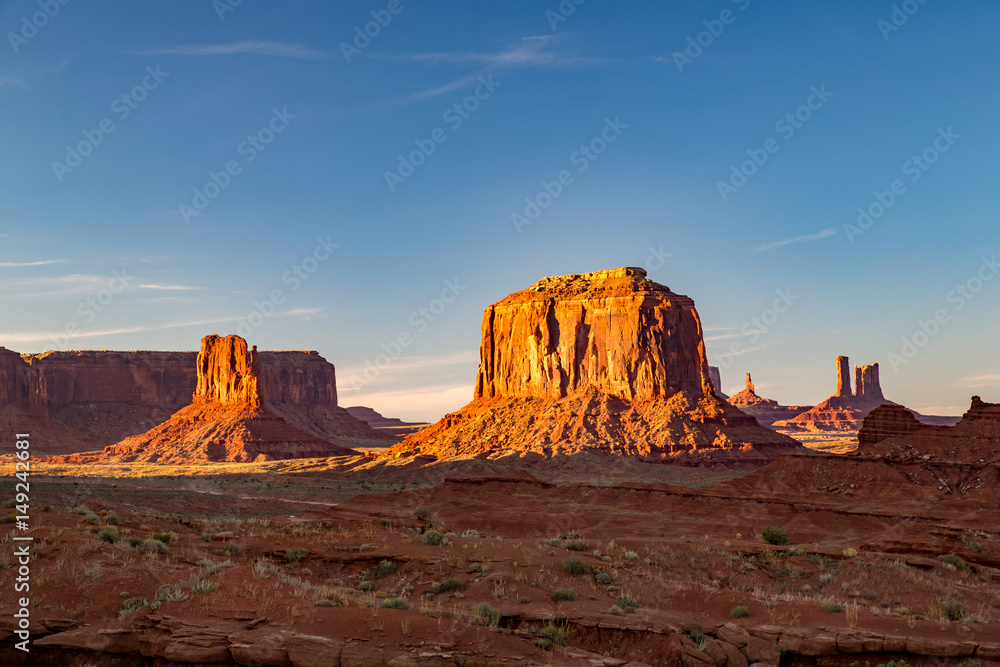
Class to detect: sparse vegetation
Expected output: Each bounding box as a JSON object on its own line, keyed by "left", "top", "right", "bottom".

{"left": 616, "top": 594, "right": 637, "bottom": 609}
{"left": 284, "top": 548, "right": 308, "bottom": 565}
{"left": 422, "top": 530, "right": 445, "bottom": 546}
{"left": 760, "top": 526, "right": 789, "bottom": 545}
{"left": 552, "top": 588, "right": 576, "bottom": 602}
{"left": 375, "top": 560, "right": 398, "bottom": 579}
{"left": 380, "top": 598, "right": 410, "bottom": 610}
{"left": 413, "top": 507, "right": 432, "bottom": 522}
{"left": 938, "top": 553, "right": 970, "bottom": 572}
{"left": 439, "top": 577, "right": 463, "bottom": 592}
{"left": 563, "top": 556, "right": 588, "bottom": 575}
{"left": 730, "top": 605, "right": 750, "bottom": 618}
{"left": 472, "top": 602, "right": 500, "bottom": 626}
{"left": 820, "top": 601, "right": 843, "bottom": 613}
{"left": 539, "top": 624, "right": 566, "bottom": 646}
{"left": 564, "top": 539, "right": 589, "bottom": 552}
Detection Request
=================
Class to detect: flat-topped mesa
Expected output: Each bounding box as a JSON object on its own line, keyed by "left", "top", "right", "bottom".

{"left": 475, "top": 267, "right": 712, "bottom": 402}
{"left": 854, "top": 363, "right": 884, "bottom": 402}
{"left": 835, "top": 356, "right": 852, "bottom": 397}
{"left": 384, "top": 268, "right": 803, "bottom": 464}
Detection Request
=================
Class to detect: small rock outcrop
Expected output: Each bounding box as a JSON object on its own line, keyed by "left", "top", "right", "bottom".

{"left": 382, "top": 268, "right": 802, "bottom": 464}
{"left": 727, "top": 372, "right": 811, "bottom": 428}
{"left": 728, "top": 373, "right": 777, "bottom": 408}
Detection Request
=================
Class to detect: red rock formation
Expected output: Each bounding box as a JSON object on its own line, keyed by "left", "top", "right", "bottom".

{"left": 382, "top": 268, "right": 803, "bottom": 464}
{"left": 726, "top": 371, "right": 811, "bottom": 428}
{"left": 708, "top": 366, "right": 728, "bottom": 399}
{"left": 835, "top": 356, "right": 851, "bottom": 397}
{"left": 775, "top": 356, "right": 898, "bottom": 432}
{"left": 728, "top": 373, "right": 777, "bottom": 408}
{"left": 48, "top": 335, "right": 393, "bottom": 464}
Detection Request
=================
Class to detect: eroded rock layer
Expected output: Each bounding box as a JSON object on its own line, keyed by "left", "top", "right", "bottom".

{"left": 384, "top": 268, "right": 803, "bottom": 464}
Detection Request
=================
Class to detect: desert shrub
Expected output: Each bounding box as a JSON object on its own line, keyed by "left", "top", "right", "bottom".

{"left": 439, "top": 577, "right": 463, "bottom": 592}
{"left": 42, "top": 505, "right": 53, "bottom": 512}
{"left": 688, "top": 629, "right": 706, "bottom": 643}
{"left": 760, "top": 526, "right": 789, "bottom": 545}
{"left": 518, "top": 596, "right": 532, "bottom": 604}
{"left": 940, "top": 601, "right": 967, "bottom": 621}
{"left": 142, "top": 538, "right": 169, "bottom": 554}
{"left": 379, "top": 518, "right": 392, "bottom": 527}
{"left": 413, "top": 507, "right": 432, "bottom": 522}
{"left": 95, "top": 526, "right": 119, "bottom": 543}
{"left": 563, "top": 557, "right": 588, "bottom": 575}
{"left": 0, "top": 515, "right": 14, "bottom": 524}
{"left": 551, "top": 588, "right": 576, "bottom": 602}
{"left": 730, "top": 605, "right": 750, "bottom": 618}
{"left": 0, "top": 499, "right": 16, "bottom": 509}
{"left": 625, "top": 550, "right": 639, "bottom": 560}
{"left": 422, "top": 530, "right": 445, "bottom": 546}
{"left": 151, "top": 532, "right": 177, "bottom": 545}
{"left": 558, "top": 531, "right": 582, "bottom": 540}
{"left": 200, "top": 533, "right": 213, "bottom": 542}
{"left": 191, "top": 580, "right": 218, "bottom": 594}
{"left": 820, "top": 601, "right": 843, "bottom": 613}
{"left": 472, "top": 602, "right": 499, "bottom": 626}
{"left": 220, "top": 542, "right": 245, "bottom": 558}
{"left": 616, "top": 594, "right": 637, "bottom": 609}
{"left": 565, "top": 539, "right": 589, "bottom": 552}
{"left": 125, "top": 537, "right": 144, "bottom": 548}
{"left": 379, "top": 598, "right": 410, "bottom": 610}
{"left": 284, "top": 548, "right": 308, "bottom": 565}
{"left": 375, "top": 560, "right": 397, "bottom": 579}
{"left": 539, "top": 624, "right": 566, "bottom": 646}
{"left": 607, "top": 605, "right": 624, "bottom": 615}
{"left": 105, "top": 514, "right": 122, "bottom": 526}
{"left": 155, "top": 584, "right": 188, "bottom": 602}
{"left": 118, "top": 597, "right": 147, "bottom": 618}
{"left": 595, "top": 571, "right": 613, "bottom": 585}
{"left": 459, "top": 529, "right": 480, "bottom": 538}
{"left": 938, "top": 553, "right": 970, "bottom": 572}
{"left": 83, "top": 512, "right": 100, "bottom": 526}
{"left": 842, "top": 547, "right": 858, "bottom": 558}
{"left": 471, "top": 562, "right": 490, "bottom": 576}
{"left": 532, "top": 638, "right": 553, "bottom": 651}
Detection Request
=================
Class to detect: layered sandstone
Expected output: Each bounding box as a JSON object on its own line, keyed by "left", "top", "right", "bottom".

{"left": 728, "top": 373, "right": 777, "bottom": 408}
{"left": 48, "top": 335, "right": 392, "bottom": 463}
{"left": 382, "top": 268, "right": 803, "bottom": 464}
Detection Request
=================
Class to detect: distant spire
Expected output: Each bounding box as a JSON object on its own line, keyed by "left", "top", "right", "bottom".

{"left": 745, "top": 372, "right": 754, "bottom": 394}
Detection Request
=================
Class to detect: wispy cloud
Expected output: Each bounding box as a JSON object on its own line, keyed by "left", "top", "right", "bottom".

{"left": 389, "top": 36, "right": 608, "bottom": 102}
{"left": 752, "top": 227, "right": 838, "bottom": 253}
{"left": 955, "top": 374, "right": 1000, "bottom": 388}
{"left": 0, "top": 259, "right": 69, "bottom": 267}
{"left": 0, "top": 274, "right": 111, "bottom": 297}
{"left": 0, "top": 75, "right": 28, "bottom": 88}
{"left": 380, "top": 36, "right": 607, "bottom": 68}
{"left": 127, "top": 41, "right": 326, "bottom": 60}
{"left": 137, "top": 283, "right": 201, "bottom": 291}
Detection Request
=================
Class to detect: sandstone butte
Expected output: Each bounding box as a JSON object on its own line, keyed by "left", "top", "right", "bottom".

{"left": 48, "top": 335, "right": 393, "bottom": 464}
{"left": 381, "top": 267, "right": 803, "bottom": 464}
{"left": 726, "top": 372, "right": 812, "bottom": 428}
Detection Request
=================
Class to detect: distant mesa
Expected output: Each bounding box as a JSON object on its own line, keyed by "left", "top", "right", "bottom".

{"left": 708, "top": 366, "right": 728, "bottom": 399}
{"left": 345, "top": 406, "right": 430, "bottom": 440}
{"left": 728, "top": 373, "right": 777, "bottom": 408}
{"left": 48, "top": 334, "right": 392, "bottom": 464}
{"left": 381, "top": 267, "right": 803, "bottom": 465}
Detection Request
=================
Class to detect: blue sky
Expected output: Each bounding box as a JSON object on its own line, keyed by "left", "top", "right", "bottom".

{"left": 1, "top": 0, "right": 998, "bottom": 421}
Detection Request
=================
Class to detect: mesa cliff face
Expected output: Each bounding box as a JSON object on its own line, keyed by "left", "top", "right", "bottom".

{"left": 383, "top": 268, "right": 802, "bottom": 464}
{"left": 475, "top": 268, "right": 712, "bottom": 401}
{"left": 775, "top": 357, "right": 896, "bottom": 432}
